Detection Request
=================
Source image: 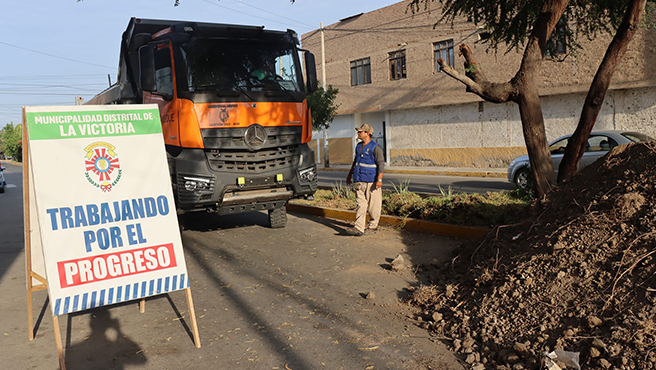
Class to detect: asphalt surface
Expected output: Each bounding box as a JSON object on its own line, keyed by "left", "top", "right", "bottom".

{"left": 318, "top": 169, "right": 515, "bottom": 195}
{"left": 0, "top": 161, "right": 466, "bottom": 370}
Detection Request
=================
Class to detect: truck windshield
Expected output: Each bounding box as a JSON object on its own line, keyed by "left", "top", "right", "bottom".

{"left": 178, "top": 39, "right": 302, "bottom": 93}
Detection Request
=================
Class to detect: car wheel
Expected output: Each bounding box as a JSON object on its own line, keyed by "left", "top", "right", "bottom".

{"left": 514, "top": 168, "right": 532, "bottom": 189}
{"left": 268, "top": 207, "right": 287, "bottom": 228}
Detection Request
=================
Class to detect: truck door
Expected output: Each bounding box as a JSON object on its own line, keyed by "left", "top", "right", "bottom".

{"left": 145, "top": 45, "right": 180, "bottom": 146}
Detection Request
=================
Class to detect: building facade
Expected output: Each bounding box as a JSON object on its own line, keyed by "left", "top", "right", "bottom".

{"left": 301, "top": 1, "right": 656, "bottom": 167}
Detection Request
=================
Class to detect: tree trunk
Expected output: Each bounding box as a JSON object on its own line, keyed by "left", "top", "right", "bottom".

{"left": 435, "top": 0, "right": 569, "bottom": 197}
{"left": 558, "top": 0, "right": 647, "bottom": 183}
{"left": 323, "top": 127, "right": 330, "bottom": 168}
{"left": 509, "top": 0, "right": 569, "bottom": 197}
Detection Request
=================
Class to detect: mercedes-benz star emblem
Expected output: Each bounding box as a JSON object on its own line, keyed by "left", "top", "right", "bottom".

{"left": 244, "top": 124, "right": 267, "bottom": 150}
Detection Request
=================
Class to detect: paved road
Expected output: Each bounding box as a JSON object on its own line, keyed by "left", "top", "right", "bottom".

{"left": 1, "top": 162, "right": 464, "bottom": 370}
{"left": 318, "top": 169, "right": 515, "bottom": 195}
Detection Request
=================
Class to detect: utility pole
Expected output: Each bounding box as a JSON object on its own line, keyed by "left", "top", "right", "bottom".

{"left": 320, "top": 22, "right": 330, "bottom": 168}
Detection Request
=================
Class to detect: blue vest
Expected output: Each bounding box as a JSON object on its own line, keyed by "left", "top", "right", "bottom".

{"left": 353, "top": 140, "right": 378, "bottom": 183}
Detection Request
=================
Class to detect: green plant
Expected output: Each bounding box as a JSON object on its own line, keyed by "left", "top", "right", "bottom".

{"left": 390, "top": 177, "right": 412, "bottom": 194}
{"left": 383, "top": 192, "right": 424, "bottom": 218}
{"left": 330, "top": 181, "right": 354, "bottom": 200}
{"left": 436, "top": 183, "right": 460, "bottom": 197}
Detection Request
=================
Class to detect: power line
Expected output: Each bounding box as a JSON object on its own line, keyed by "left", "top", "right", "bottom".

{"left": 0, "top": 73, "right": 110, "bottom": 80}
{"left": 198, "top": 0, "right": 313, "bottom": 31}
{"left": 235, "top": 1, "right": 314, "bottom": 29}
{"left": 0, "top": 40, "right": 115, "bottom": 70}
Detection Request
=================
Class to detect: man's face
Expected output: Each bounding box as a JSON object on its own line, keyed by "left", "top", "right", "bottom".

{"left": 357, "top": 130, "right": 367, "bottom": 139}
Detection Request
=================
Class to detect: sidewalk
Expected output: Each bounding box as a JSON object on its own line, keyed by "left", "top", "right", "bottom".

{"left": 317, "top": 164, "right": 507, "bottom": 178}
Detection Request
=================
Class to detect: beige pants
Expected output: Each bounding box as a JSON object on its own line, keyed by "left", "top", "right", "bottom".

{"left": 353, "top": 182, "right": 382, "bottom": 232}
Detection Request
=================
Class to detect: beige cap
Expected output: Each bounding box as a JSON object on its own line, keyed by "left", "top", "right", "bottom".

{"left": 355, "top": 124, "right": 374, "bottom": 135}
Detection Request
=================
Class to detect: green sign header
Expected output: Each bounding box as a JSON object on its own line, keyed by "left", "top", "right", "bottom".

{"left": 25, "top": 108, "right": 162, "bottom": 140}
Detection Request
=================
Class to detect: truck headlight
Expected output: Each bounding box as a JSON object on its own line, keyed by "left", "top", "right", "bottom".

{"left": 183, "top": 176, "right": 211, "bottom": 192}
{"left": 299, "top": 167, "right": 317, "bottom": 182}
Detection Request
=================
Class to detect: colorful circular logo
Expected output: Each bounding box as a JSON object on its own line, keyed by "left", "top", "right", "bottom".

{"left": 84, "top": 142, "right": 122, "bottom": 192}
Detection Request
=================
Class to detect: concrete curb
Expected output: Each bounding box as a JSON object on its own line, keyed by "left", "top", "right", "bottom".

{"left": 319, "top": 167, "right": 507, "bottom": 178}
{"left": 286, "top": 203, "right": 490, "bottom": 240}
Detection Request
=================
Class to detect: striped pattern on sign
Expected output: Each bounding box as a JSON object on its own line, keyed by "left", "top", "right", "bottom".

{"left": 53, "top": 273, "right": 188, "bottom": 316}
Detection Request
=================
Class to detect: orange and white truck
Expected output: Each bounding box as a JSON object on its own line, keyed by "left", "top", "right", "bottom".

{"left": 88, "top": 18, "right": 318, "bottom": 227}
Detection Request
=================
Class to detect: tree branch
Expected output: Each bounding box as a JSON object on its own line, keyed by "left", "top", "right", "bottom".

{"left": 438, "top": 44, "right": 516, "bottom": 104}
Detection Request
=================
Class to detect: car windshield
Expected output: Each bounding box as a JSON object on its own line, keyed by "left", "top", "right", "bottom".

{"left": 622, "top": 132, "right": 655, "bottom": 143}
{"left": 178, "top": 39, "right": 302, "bottom": 93}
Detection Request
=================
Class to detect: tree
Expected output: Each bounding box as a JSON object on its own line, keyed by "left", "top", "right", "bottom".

{"left": 306, "top": 85, "right": 340, "bottom": 167}
{"left": 408, "top": 0, "right": 653, "bottom": 197}
{"left": 559, "top": 0, "right": 648, "bottom": 183}
{"left": 1, "top": 123, "right": 23, "bottom": 162}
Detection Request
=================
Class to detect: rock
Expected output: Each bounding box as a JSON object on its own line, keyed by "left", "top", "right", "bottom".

{"left": 587, "top": 315, "right": 603, "bottom": 328}
{"left": 453, "top": 339, "right": 462, "bottom": 353}
{"left": 513, "top": 342, "right": 528, "bottom": 356}
{"left": 598, "top": 358, "right": 612, "bottom": 369}
{"left": 462, "top": 334, "right": 476, "bottom": 349}
{"left": 590, "top": 347, "right": 601, "bottom": 358}
{"left": 471, "top": 364, "right": 485, "bottom": 370}
{"left": 432, "top": 312, "right": 443, "bottom": 322}
{"left": 391, "top": 254, "right": 405, "bottom": 271}
{"left": 365, "top": 291, "right": 375, "bottom": 300}
{"left": 563, "top": 329, "right": 574, "bottom": 337}
{"left": 592, "top": 338, "right": 606, "bottom": 349}
{"left": 466, "top": 353, "right": 477, "bottom": 364}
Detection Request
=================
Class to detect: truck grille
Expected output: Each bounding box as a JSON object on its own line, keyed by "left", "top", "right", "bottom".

{"left": 201, "top": 126, "right": 302, "bottom": 150}
{"left": 205, "top": 146, "right": 300, "bottom": 173}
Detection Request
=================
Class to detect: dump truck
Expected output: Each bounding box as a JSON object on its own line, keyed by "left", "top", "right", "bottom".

{"left": 88, "top": 18, "right": 319, "bottom": 228}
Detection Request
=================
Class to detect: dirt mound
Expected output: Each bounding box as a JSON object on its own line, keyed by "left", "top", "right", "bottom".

{"left": 409, "top": 142, "right": 656, "bottom": 370}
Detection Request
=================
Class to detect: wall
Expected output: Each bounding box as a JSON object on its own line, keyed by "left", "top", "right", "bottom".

{"left": 388, "top": 87, "right": 656, "bottom": 168}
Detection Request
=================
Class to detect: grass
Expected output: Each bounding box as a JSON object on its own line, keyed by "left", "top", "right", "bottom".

{"left": 292, "top": 183, "right": 532, "bottom": 228}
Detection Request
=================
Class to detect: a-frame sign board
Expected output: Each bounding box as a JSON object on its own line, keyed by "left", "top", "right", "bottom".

{"left": 23, "top": 105, "right": 201, "bottom": 370}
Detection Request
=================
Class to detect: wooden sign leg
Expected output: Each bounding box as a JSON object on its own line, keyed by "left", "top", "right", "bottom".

{"left": 52, "top": 314, "right": 67, "bottom": 370}
{"left": 139, "top": 298, "right": 146, "bottom": 313}
{"left": 185, "top": 288, "right": 201, "bottom": 348}
{"left": 27, "top": 284, "right": 34, "bottom": 340}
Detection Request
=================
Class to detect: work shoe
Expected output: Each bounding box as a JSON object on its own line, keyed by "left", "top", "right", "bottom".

{"left": 364, "top": 228, "right": 378, "bottom": 235}
{"left": 346, "top": 227, "right": 364, "bottom": 236}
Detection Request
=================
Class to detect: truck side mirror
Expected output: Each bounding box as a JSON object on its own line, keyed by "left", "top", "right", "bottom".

{"left": 139, "top": 45, "right": 157, "bottom": 93}
{"left": 304, "top": 51, "right": 318, "bottom": 93}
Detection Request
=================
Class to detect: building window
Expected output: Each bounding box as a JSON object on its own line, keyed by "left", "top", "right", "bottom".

{"left": 389, "top": 51, "right": 406, "bottom": 80}
{"left": 350, "top": 57, "right": 371, "bottom": 86}
{"left": 434, "top": 39, "right": 454, "bottom": 72}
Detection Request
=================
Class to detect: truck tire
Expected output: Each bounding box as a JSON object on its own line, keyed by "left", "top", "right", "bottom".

{"left": 268, "top": 207, "right": 286, "bottom": 228}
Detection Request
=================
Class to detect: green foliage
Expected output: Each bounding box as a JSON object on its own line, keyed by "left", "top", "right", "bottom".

{"left": 406, "top": 0, "right": 654, "bottom": 54}
{"left": 390, "top": 177, "right": 412, "bottom": 194}
{"left": 330, "top": 181, "right": 355, "bottom": 200}
{"left": 437, "top": 183, "right": 459, "bottom": 197}
{"left": 297, "top": 187, "right": 530, "bottom": 227}
{"left": 306, "top": 85, "right": 340, "bottom": 131}
{"left": 1, "top": 123, "right": 22, "bottom": 162}
{"left": 383, "top": 192, "right": 425, "bottom": 218}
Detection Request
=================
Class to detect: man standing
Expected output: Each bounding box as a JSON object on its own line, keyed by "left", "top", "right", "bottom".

{"left": 346, "top": 124, "right": 384, "bottom": 236}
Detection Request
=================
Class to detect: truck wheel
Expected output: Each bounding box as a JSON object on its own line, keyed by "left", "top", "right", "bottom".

{"left": 268, "top": 207, "right": 287, "bottom": 228}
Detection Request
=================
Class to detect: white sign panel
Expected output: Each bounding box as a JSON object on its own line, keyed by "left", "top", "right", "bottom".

{"left": 25, "top": 104, "right": 189, "bottom": 316}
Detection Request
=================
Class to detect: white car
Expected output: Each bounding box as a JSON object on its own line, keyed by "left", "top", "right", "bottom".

{"left": 508, "top": 130, "right": 654, "bottom": 189}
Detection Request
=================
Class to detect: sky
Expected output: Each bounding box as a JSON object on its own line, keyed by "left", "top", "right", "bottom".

{"left": 0, "top": 0, "right": 401, "bottom": 126}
